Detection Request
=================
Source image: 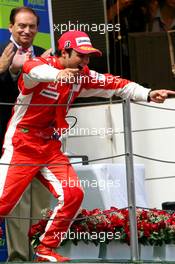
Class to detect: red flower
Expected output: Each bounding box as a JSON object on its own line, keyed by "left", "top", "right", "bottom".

{"left": 28, "top": 206, "right": 175, "bottom": 246}
{"left": 80, "top": 209, "right": 91, "bottom": 216}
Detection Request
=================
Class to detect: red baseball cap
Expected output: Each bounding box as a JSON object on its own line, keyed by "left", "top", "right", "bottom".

{"left": 58, "top": 30, "right": 102, "bottom": 56}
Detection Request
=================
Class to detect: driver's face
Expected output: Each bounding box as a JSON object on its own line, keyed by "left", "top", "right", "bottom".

{"left": 64, "top": 50, "right": 90, "bottom": 68}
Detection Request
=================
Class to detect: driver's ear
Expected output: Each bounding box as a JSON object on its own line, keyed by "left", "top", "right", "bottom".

{"left": 61, "top": 49, "right": 67, "bottom": 58}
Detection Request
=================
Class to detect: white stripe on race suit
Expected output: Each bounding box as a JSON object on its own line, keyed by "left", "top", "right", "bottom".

{"left": 39, "top": 167, "right": 64, "bottom": 242}
{"left": 0, "top": 147, "right": 13, "bottom": 198}
{"left": 66, "top": 84, "right": 81, "bottom": 112}
{"left": 35, "top": 253, "right": 57, "bottom": 262}
{"left": 89, "top": 70, "right": 105, "bottom": 81}
{"left": 24, "top": 64, "right": 60, "bottom": 88}
{"left": 3, "top": 93, "right": 33, "bottom": 149}
{"left": 115, "top": 82, "right": 150, "bottom": 101}
{"left": 79, "top": 83, "right": 150, "bottom": 101}
{"left": 23, "top": 73, "right": 39, "bottom": 89}
{"left": 0, "top": 93, "right": 33, "bottom": 198}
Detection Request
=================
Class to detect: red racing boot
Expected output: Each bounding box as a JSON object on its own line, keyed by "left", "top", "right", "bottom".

{"left": 35, "top": 244, "right": 70, "bottom": 262}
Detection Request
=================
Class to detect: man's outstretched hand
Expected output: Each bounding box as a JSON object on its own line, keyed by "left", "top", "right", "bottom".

{"left": 149, "top": 89, "right": 175, "bottom": 103}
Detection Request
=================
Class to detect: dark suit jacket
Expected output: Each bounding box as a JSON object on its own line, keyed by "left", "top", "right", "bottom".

{"left": 0, "top": 43, "right": 46, "bottom": 154}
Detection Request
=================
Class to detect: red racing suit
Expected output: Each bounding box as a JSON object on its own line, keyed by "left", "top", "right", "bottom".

{"left": 0, "top": 56, "right": 150, "bottom": 248}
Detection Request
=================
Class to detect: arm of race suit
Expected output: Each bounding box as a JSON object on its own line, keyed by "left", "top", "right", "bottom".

{"left": 22, "top": 57, "right": 79, "bottom": 89}
{"left": 22, "top": 57, "right": 61, "bottom": 88}
{"left": 78, "top": 68, "right": 150, "bottom": 102}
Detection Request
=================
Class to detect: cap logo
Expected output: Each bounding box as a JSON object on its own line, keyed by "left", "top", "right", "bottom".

{"left": 75, "top": 37, "right": 91, "bottom": 46}
{"left": 64, "top": 40, "right": 71, "bottom": 49}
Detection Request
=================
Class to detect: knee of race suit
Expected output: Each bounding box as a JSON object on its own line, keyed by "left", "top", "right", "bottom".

{"left": 70, "top": 186, "right": 84, "bottom": 207}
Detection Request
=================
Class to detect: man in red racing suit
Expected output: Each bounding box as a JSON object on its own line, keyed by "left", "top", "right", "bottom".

{"left": 0, "top": 30, "right": 174, "bottom": 262}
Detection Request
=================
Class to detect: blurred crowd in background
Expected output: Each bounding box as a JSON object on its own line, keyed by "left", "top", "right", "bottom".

{"left": 107, "top": 0, "right": 175, "bottom": 77}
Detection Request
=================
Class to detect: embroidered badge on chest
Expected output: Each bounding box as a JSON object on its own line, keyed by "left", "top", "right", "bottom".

{"left": 40, "top": 89, "right": 59, "bottom": 99}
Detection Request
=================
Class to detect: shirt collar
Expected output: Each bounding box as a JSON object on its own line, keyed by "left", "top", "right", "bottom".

{"left": 10, "top": 35, "right": 34, "bottom": 56}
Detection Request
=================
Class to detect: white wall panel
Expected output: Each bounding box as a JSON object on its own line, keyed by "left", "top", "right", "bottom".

{"left": 67, "top": 99, "right": 175, "bottom": 209}
{"left": 66, "top": 105, "right": 113, "bottom": 163}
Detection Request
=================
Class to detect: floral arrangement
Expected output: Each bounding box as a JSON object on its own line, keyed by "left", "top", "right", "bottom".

{"left": 136, "top": 208, "right": 175, "bottom": 246}
{"left": 28, "top": 207, "right": 175, "bottom": 248}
